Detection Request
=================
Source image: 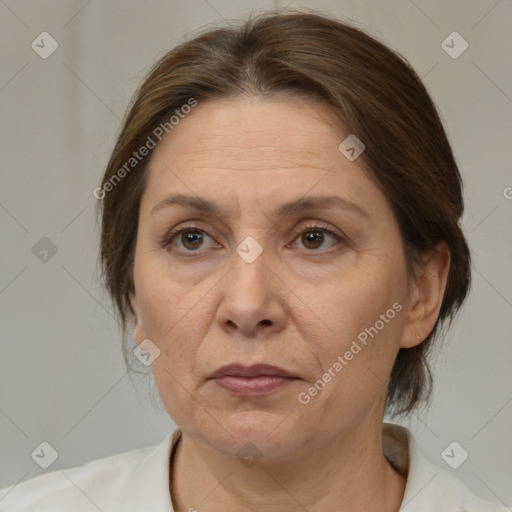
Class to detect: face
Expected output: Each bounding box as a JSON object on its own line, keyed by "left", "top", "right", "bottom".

{"left": 131, "top": 96, "right": 416, "bottom": 460}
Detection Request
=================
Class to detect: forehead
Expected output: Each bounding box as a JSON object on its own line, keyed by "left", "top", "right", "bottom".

{"left": 150, "top": 96, "right": 346, "bottom": 167}
{"left": 141, "top": 96, "right": 386, "bottom": 217}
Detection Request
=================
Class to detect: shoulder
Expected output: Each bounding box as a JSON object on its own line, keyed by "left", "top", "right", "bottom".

{"left": 383, "top": 423, "right": 508, "bottom": 512}
{"left": 0, "top": 428, "right": 181, "bottom": 512}
{"left": 0, "top": 447, "right": 151, "bottom": 511}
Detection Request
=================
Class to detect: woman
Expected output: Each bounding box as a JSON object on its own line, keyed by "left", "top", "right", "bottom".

{"left": 1, "top": 10, "right": 507, "bottom": 512}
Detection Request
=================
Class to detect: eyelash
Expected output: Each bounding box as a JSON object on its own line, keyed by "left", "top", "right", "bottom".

{"left": 160, "top": 222, "right": 345, "bottom": 254}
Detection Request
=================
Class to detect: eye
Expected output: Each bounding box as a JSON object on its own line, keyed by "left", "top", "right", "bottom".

{"left": 162, "top": 224, "right": 217, "bottom": 253}
{"left": 291, "top": 224, "right": 344, "bottom": 251}
{"left": 161, "top": 222, "right": 345, "bottom": 254}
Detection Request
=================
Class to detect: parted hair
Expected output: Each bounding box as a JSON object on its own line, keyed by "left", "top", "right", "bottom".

{"left": 97, "top": 9, "right": 471, "bottom": 416}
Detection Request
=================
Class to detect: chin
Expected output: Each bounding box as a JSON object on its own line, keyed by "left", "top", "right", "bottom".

{"left": 210, "top": 409, "right": 304, "bottom": 458}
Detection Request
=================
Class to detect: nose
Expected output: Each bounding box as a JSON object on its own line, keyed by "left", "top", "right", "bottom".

{"left": 216, "top": 245, "right": 287, "bottom": 338}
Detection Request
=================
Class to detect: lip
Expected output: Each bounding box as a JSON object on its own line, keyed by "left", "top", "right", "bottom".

{"left": 209, "top": 363, "right": 296, "bottom": 379}
{"left": 215, "top": 375, "right": 296, "bottom": 396}
{"left": 209, "top": 364, "right": 298, "bottom": 397}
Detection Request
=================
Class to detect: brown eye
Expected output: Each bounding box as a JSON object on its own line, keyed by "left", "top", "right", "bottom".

{"left": 180, "top": 230, "right": 204, "bottom": 250}
{"left": 163, "top": 226, "right": 217, "bottom": 253}
{"left": 293, "top": 226, "right": 343, "bottom": 251}
{"left": 301, "top": 230, "right": 325, "bottom": 250}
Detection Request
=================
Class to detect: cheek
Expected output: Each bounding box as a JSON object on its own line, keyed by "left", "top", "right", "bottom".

{"left": 303, "top": 262, "right": 405, "bottom": 346}
{"left": 292, "top": 263, "right": 407, "bottom": 410}
{"left": 134, "top": 260, "right": 208, "bottom": 376}
{"left": 140, "top": 278, "right": 211, "bottom": 424}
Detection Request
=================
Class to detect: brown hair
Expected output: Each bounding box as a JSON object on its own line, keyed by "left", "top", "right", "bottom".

{"left": 97, "top": 9, "right": 471, "bottom": 416}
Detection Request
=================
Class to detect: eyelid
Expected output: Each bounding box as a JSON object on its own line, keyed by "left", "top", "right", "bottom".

{"left": 290, "top": 221, "right": 343, "bottom": 239}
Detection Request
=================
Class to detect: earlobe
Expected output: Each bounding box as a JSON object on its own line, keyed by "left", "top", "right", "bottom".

{"left": 400, "top": 242, "right": 451, "bottom": 349}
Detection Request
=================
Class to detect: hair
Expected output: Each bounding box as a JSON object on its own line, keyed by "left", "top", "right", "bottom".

{"left": 97, "top": 9, "right": 471, "bottom": 417}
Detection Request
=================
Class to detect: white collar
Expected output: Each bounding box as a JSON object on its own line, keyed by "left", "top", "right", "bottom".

{"left": 115, "top": 423, "right": 506, "bottom": 511}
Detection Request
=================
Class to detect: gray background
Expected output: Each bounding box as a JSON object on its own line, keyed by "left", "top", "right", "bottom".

{"left": 0, "top": 0, "right": 511, "bottom": 507}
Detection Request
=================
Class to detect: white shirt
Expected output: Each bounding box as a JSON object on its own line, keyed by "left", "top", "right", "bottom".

{"left": 0, "top": 423, "right": 507, "bottom": 511}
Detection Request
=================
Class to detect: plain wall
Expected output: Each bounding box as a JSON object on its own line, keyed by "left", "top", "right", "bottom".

{"left": 1, "top": 0, "right": 511, "bottom": 507}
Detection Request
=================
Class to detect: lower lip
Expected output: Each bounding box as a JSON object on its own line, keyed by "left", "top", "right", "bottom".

{"left": 214, "top": 375, "right": 296, "bottom": 396}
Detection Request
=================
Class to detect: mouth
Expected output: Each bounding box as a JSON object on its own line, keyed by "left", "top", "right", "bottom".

{"left": 209, "top": 363, "right": 299, "bottom": 397}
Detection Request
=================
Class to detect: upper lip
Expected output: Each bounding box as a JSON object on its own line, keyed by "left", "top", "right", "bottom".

{"left": 209, "top": 363, "right": 297, "bottom": 379}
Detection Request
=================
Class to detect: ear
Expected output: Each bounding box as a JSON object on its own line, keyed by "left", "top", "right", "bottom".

{"left": 400, "top": 242, "right": 451, "bottom": 349}
{"left": 129, "top": 290, "right": 148, "bottom": 346}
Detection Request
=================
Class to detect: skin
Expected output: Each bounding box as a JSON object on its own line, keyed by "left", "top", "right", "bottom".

{"left": 130, "top": 95, "right": 450, "bottom": 512}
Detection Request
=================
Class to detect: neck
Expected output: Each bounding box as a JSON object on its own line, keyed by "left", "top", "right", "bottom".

{"left": 170, "top": 418, "right": 406, "bottom": 512}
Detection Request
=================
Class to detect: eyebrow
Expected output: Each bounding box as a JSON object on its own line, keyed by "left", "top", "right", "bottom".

{"left": 151, "top": 193, "right": 369, "bottom": 219}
